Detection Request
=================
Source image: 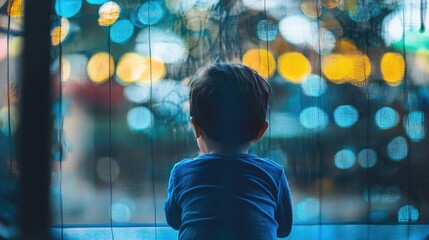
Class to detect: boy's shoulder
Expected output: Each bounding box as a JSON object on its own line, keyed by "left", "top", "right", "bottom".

{"left": 173, "top": 153, "right": 285, "bottom": 175}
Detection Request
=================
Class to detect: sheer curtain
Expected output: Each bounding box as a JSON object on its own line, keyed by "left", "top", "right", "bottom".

{"left": 0, "top": 0, "right": 428, "bottom": 239}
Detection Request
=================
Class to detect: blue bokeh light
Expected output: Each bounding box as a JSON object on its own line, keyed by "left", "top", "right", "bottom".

{"left": 404, "top": 111, "right": 426, "bottom": 142}
{"left": 375, "top": 107, "right": 399, "bottom": 130}
{"left": 55, "top": 0, "right": 82, "bottom": 18}
{"left": 387, "top": 136, "right": 408, "bottom": 161}
{"left": 398, "top": 205, "right": 419, "bottom": 223}
{"left": 381, "top": 186, "right": 401, "bottom": 203}
{"left": 124, "top": 84, "right": 150, "bottom": 103}
{"left": 299, "top": 107, "right": 329, "bottom": 130}
{"left": 127, "top": 107, "right": 153, "bottom": 131}
{"left": 111, "top": 202, "right": 131, "bottom": 223}
{"left": 357, "top": 149, "right": 377, "bottom": 168}
{"left": 294, "top": 197, "right": 320, "bottom": 223}
{"left": 301, "top": 74, "right": 327, "bottom": 97}
{"left": 334, "top": 149, "right": 356, "bottom": 169}
{"left": 138, "top": 1, "right": 165, "bottom": 25}
{"left": 256, "top": 20, "right": 278, "bottom": 41}
{"left": 110, "top": 20, "right": 135, "bottom": 44}
{"left": 333, "top": 105, "right": 359, "bottom": 128}
{"left": 86, "top": 0, "right": 108, "bottom": 4}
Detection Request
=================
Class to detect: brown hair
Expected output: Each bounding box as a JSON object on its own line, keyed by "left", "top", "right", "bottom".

{"left": 189, "top": 63, "right": 271, "bottom": 145}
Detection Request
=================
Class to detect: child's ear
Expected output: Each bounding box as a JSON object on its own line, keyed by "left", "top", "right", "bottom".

{"left": 190, "top": 117, "right": 202, "bottom": 138}
{"left": 251, "top": 120, "right": 268, "bottom": 142}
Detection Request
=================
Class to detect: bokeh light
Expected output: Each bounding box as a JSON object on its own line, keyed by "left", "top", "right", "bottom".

{"left": 241, "top": 0, "right": 283, "bottom": 11}
{"left": 334, "top": 149, "right": 356, "bottom": 169}
{"left": 55, "top": 0, "right": 82, "bottom": 18}
{"left": 51, "top": 17, "right": 70, "bottom": 46}
{"left": 278, "top": 52, "right": 311, "bottom": 84}
{"left": 279, "top": 15, "right": 335, "bottom": 53}
{"left": 136, "top": 28, "right": 187, "bottom": 63}
{"left": 381, "top": 52, "right": 405, "bottom": 86}
{"left": 242, "top": 49, "right": 276, "bottom": 79}
{"left": 87, "top": 0, "right": 108, "bottom": 4}
{"left": 357, "top": 149, "right": 377, "bottom": 168}
{"left": 152, "top": 79, "right": 189, "bottom": 104}
{"left": 7, "top": 0, "right": 23, "bottom": 17}
{"left": 0, "top": 34, "right": 7, "bottom": 61}
{"left": 127, "top": 107, "right": 153, "bottom": 131}
{"left": 269, "top": 112, "right": 303, "bottom": 138}
{"left": 139, "top": 57, "right": 166, "bottom": 85}
{"left": 138, "top": 1, "right": 165, "bottom": 25}
{"left": 301, "top": 74, "right": 327, "bottom": 97}
{"left": 381, "top": 186, "right": 401, "bottom": 203}
{"left": 87, "top": 52, "right": 115, "bottom": 84}
{"left": 382, "top": 3, "right": 429, "bottom": 47}
{"left": 333, "top": 105, "right": 359, "bottom": 128}
{"left": 60, "top": 57, "right": 71, "bottom": 82}
{"left": 256, "top": 20, "right": 278, "bottom": 42}
{"left": 9, "top": 36, "right": 23, "bottom": 57}
{"left": 301, "top": 1, "right": 322, "bottom": 18}
{"left": 96, "top": 157, "right": 120, "bottom": 182}
{"left": 64, "top": 54, "right": 88, "bottom": 83}
{"left": 375, "top": 107, "right": 399, "bottom": 130}
{"left": 299, "top": 107, "right": 329, "bottom": 130}
{"left": 98, "top": 1, "right": 120, "bottom": 26}
{"left": 398, "top": 205, "right": 419, "bottom": 223}
{"left": 116, "top": 53, "right": 147, "bottom": 84}
{"left": 294, "top": 197, "right": 320, "bottom": 222}
{"left": 322, "top": 53, "right": 371, "bottom": 86}
{"left": 110, "top": 19, "right": 134, "bottom": 44}
{"left": 279, "top": 15, "right": 313, "bottom": 46}
{"left": 111, "top": 201, "right": 131, "bottom": 223}
{"left": 387, "top": 136, "right": 409, "bottom": 161}
{"left": 124, "top": 84, "right": 150, "bottom": 104}
{"left": 0, "top": 106, "right": 17, "bottom": 136}
{"left": 403, "top": 111, "right": 426, "bottom": 142}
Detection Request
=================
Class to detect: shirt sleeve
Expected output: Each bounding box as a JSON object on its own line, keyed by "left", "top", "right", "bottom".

{"left": 275, "top": 169, "right": 293, "bottom": 238}
{"left": 164, "top": 163, "right": 182, "bottom": 230}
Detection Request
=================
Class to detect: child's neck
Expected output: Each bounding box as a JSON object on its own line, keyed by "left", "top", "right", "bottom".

{"left": 206, "top": 142, "right": 251, "bottom": 155}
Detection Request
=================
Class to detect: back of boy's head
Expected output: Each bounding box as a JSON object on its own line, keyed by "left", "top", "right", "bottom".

{"left": 190, "top": 63, "right": 271, "bottom": 146}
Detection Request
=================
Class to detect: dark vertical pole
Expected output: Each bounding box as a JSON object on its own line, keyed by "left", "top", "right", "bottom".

{"left": 19, "top": 0, "right": 52, "bottom": 239}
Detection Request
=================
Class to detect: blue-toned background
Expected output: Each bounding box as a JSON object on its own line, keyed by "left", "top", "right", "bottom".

{"left": 1, "top": 0, "right": 429, "bottom": 239}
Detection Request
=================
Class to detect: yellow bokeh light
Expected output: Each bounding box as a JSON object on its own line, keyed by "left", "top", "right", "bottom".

{"left": 51, "top": 18, "right": 70, "bottom": 46}
{"left": 117, "top": 53, "right": 166, "bottom": 85}
{"left": 9, "top": 37, "right": 23, "bottom": 57}
{"left": 322, "top": 53, "right": 371, "bottom": 86}
{"left": 381, "top": 52, "right": 405, "bottom": 86}
{"left": 117, "top": 53, "right": 149, "bottom": 84}
{"left": 98, "top": 2, "right": 120, "bottom": 26}
{"left": 139, "top": 56, "right": 166, "bottom": 85}
{"left": 8, "top": 0, "right": 23, "bottom": 17}
{"left": 87, "top": 52, "right": 114, "bottom": 84}
{"left": 60, "top": 57, "right": 71, "bottom": 82}
{"left": 334, "top": 39, "right": 358, "bottom": 53}
{"left": 277, "top": 52, "right": 311, "bottom": 84}
{"left": 242, "top": 49, "right": 276, "bottom": 79}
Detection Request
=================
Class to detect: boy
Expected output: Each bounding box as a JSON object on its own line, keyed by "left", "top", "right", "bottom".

{"left": 164, "top": 63, "right": 292, "bottom": 240}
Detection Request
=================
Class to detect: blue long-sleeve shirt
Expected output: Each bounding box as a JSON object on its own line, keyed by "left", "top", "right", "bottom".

{"left": 164, "top": 153, "right": 293, "bottom": 240}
